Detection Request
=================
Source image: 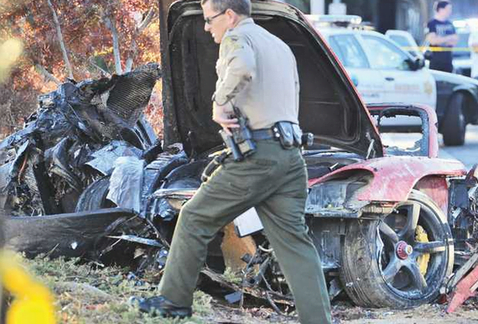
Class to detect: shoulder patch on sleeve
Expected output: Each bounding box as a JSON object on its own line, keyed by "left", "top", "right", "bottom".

{"left": 220, "top": 35, "right": 244, "bottom": 55}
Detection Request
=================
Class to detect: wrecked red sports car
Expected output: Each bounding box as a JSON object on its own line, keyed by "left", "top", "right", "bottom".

{"left": 2, "top": 0, "right": 478, "bottom": 310}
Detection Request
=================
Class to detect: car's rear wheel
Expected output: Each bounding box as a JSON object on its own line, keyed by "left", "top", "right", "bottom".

{"left": 442, "top": 93, "right": 466, "bottom": 146}
{"left": 340, "top": 190, "right": 453, "bottom": 308}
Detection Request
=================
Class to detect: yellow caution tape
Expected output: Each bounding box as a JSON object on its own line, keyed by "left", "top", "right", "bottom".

{"left": 0, "top": 250, "right": 56, "bottom": 324}
{"left": 401, "top": 46, "right": 473, "bottom": 52}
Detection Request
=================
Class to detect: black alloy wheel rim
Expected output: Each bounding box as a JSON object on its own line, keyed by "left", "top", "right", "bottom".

{"left": 377, "top": 201, "right": 448, "bottom": 299}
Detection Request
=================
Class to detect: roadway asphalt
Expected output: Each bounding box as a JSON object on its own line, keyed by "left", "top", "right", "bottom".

{"left": 439, "top": 125, "right": 478, "bottom": 170}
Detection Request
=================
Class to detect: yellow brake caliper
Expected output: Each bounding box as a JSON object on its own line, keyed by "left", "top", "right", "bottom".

{"left": 415, "top": 225, "right": 430, "bottom": 275}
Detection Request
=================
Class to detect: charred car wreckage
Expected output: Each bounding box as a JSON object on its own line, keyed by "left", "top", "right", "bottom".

{"left": 3, "top": 0, "right": 478, "bottom": 312}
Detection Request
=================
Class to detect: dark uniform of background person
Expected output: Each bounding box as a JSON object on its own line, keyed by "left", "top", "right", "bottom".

{"left": 426, "top": 0, "right": 458, "bottom": 73}
{"left": 136, "top": 0, "right": 332, "bottom": 322}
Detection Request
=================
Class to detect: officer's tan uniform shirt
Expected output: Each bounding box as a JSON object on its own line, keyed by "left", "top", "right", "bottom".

{"left": 213, "top": 18, "right": 300, "bottom": 129}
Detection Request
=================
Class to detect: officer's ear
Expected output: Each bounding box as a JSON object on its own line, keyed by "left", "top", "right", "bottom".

{"left": 225, "top": 8, "right": 239, "bottom": 24}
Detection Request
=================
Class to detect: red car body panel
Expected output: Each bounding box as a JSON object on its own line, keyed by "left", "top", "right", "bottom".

{"left": 367, "top": 104, "right": 440, "bottom": 159}
{"left": 414, "top": 176, "right": 449, "bottom": 216}
{"left": 416, "top": 104, "right": 440, "bottom": 158}
{"left": 309, "top": 156, "right": 466, "bottom": 203}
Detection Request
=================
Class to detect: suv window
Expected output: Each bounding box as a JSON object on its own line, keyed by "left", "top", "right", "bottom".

{"left": 387, "top": 34, "right": 421, "bottom": 58}
{"left": 362, "top": 35, "right": 410, "bottom": 71}
{"left": 387, "top": 35, "right": 409, "bottom": 48}
{"left": 329, "top": 35, "right": 369, "bottom": 69}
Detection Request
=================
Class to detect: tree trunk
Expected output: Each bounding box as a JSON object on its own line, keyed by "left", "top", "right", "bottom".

{"left": 46, "top": 0, "right": 74, "bottom": 79}
{"left": 104, "top": 14, "right": 123, "bottom": 75}
{"left": 125, "top": 7, "right": 156, "bottom": 72}
{"left": 35, "top": 64, "right": 60, "bottom": 85}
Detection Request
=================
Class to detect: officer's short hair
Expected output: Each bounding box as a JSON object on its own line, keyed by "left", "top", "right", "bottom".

{"left": 201, "top": 0, "right": 251, "bottom": 17}
{"left": 434, "top": 0, "right": 451, "bottom": 12}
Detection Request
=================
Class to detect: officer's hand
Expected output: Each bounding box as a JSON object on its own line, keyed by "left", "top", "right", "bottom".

{"left": 213, "top": 102, "right": 239, "bottom": 135}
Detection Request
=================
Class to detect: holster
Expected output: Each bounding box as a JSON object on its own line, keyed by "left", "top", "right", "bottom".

{"left": 220, "top": 130, "right": 243, "bottom": 162}
{"left": 219, "top": 106, "right": 257, "bottom": 162}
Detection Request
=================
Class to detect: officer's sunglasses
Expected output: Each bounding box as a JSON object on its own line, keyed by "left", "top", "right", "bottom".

{"left": 204, "top": 9, "right": 227, "bottom": 25}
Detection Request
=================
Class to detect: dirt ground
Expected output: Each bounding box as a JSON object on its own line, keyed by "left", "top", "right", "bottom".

{"left": 13, "top": 255, "right": 478, "bottom": 323}
{"left": 198, "top": 300, "right": 478, "bottom": 324}
{"left": 333, "top": 302, "right": 478, "bottom": 324}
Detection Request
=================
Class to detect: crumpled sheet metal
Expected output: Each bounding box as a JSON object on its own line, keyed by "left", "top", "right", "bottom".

{"left": 10, "top": 140, "right": 29, "bottom": 177}
{"left": 47, "top": 137, "right": 83, "bottom": 192}
{"left": 107, "top": 156, "right": 145, "bottom": 213}
{"left": 106, "top": 235, "right": 163, "bottom": 247}
{"left": 0, "top": 161, "right": 12, "bottom": 209}
{"left": 86, "top": 140, "right": 143, "bottom": 176}
{"left": 4, "top": 208, "right": 137, "bottom": 258}
{"left": 105, "top": 63, "right": 161, "bottom": 126}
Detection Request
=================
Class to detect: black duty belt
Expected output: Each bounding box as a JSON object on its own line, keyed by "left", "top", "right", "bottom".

{"left": 251, "top": 128, "right": 277, "bottom": 140}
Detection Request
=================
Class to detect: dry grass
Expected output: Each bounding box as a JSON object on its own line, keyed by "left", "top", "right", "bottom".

{"left": 20, "top": 255, "right": 212, "bottom": 324}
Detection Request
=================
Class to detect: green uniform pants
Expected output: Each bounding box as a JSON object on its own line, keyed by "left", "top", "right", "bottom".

{"left": 158, "top": 140, "right": 332, "bottom": 324}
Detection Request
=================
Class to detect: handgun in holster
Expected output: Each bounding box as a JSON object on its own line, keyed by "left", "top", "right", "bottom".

{"left": 219, "top": 130, "right": 243, "bottom": 161}
{"left": 219, "top": 106, "right": 256, "bottom": 162}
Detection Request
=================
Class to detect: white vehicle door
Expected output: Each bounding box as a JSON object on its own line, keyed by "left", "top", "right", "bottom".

{"left": 359, "top": 34, "right": 436, "bottom": 109}
{"left": 327, "top": 34, "right": 386, "bottom": 103}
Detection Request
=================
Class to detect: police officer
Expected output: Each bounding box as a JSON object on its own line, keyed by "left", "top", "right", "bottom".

{"left": 137, "top": 0, "right": 332, "bottom": 323}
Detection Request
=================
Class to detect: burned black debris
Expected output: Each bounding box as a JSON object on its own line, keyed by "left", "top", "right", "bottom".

{"left": 0, "top": 63, "right": 161, "bottom": 217}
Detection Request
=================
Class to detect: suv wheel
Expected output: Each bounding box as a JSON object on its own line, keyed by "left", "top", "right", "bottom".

{"left": 340, "top": 190, "right": 454, "bottom": 308}
{"left": 442, "top": 93, "right": 466, "bottom": 146}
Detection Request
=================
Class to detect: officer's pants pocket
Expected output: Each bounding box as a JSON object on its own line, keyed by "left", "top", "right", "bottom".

{"left": 224, "top": 157, "right": 277, "bottom": 194}
{"left": 203, "top": 165, "right": 251, "bottom": 197}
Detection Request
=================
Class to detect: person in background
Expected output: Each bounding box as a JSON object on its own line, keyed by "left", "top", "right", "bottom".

{"left": 469, "top": 26, "right": 478, "bottom": 79}
{"left": 426, "top": 0, "right": 458, "bottom": 72}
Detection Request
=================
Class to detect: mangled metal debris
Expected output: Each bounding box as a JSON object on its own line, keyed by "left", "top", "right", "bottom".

{"left": 446, "top": 252, "right": 478, "bottom": 313}
{"left": 4, "top": 208, "right": 137, "bottom": 258}
{"left": 0, "top": 63, "right": 161, "bottom": 217}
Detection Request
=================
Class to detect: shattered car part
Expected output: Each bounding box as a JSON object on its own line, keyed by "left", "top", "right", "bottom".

{"left": 106, "top": 235, "right": 163, "bottom": 247}
{"left": 367, "top": 104, "right": 439, "bottom": 158}
{"left": 107, "top": 156, "right": 145, "bottom": 212}
{"left": 0, "top": 63, "right": 160, "bottom": 216}
{"left": 85, "top": 140, "right": 143, "bottom": 176}
{"left": 446, "top": 251, "right": 478, "bottom": 313}
{"left": 4, "top": 208, "right": 137, "bottom": 258}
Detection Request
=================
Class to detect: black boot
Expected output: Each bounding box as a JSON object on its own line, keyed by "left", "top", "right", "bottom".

{"left": 133, "top": 295, "right": 192, "bottom": 318}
